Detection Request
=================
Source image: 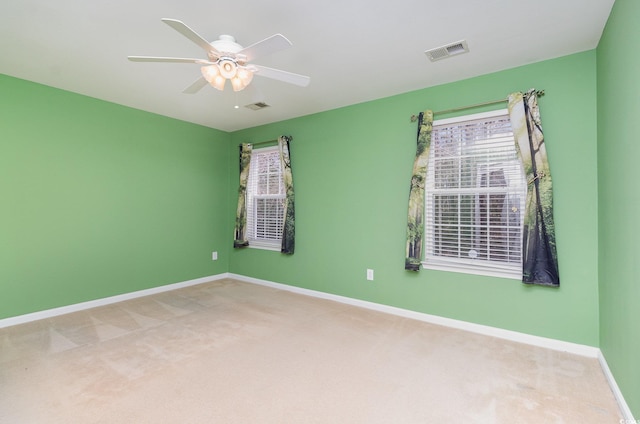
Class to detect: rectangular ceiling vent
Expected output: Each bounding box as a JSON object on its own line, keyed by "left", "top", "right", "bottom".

{"left": 425, "top": 40, "right": 469, "bottom": 62}
{"left": 245, "top": 102, "right": 271, "bottom": 111}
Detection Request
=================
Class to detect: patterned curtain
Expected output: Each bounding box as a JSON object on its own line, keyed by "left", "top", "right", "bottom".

{"left": 508, "top": 90, "right": 560, "bottom": 287}
{"left": 278, "top": 136, "right": 295, "bottom": 254}
{"left": 405, "top": 110, "right": 434, "bottom": 271}
{"left": 233, "top": 143, "right": 252, "bottom": 248}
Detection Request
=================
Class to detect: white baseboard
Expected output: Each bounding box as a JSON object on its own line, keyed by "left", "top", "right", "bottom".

{"left": 229, "top": 273, "right": 599, "bottom": 358}
{"left": 0, "top": 273, "right": 230, "bottom": 329}
{"left": 598, "top": 351, "right": 636, "bottom": 421}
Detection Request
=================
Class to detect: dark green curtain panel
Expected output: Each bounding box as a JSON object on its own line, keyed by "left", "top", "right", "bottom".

{"left": 508, "top": 90, "right": 560, "bottom": 287}
{"left": 405, "top": 110, "right": 434, "bottom": 271}
{"left": 278, "top": 136, "right": 295, "bottom": 254}
{"left": 233, "top": 143, "right": 252, "bottom": 249}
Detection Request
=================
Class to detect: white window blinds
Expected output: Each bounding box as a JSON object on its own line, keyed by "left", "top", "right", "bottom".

{"left": 246, "top": 146, "right": 285, "bottom": 249}
{"left": 424, "top": 109, "right": 526, "bottom": 278}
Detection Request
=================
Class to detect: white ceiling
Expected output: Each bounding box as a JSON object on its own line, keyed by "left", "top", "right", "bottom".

{"left": 0, "top": 0, "right": 615, "bottom": 132}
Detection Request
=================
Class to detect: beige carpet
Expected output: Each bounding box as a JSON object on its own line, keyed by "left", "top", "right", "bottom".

{"left": 0, "top": 278, "right": 621, "bottom": 423}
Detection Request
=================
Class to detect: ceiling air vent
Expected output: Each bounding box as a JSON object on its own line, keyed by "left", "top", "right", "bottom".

{"left": 424, "top": 40, "right": 469, "bottom": 62}
{"left": 245, "top": 102, "right": 271, "bottom": 111}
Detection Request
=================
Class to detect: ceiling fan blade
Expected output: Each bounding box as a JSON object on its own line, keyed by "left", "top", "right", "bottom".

{"left": 161, "top": 18, "right": 218, "bottom": 56}
{"left": 128, "top": 56, "right": 206, "bottom": 64}
{"left": 183, "top": 77, "right": 208, "bottom": 94}
{"left": 238, "top": 34, "right": 292, "bottom": 62}
{"left": 253, "top": 65, "right": 310, "bottom": 87}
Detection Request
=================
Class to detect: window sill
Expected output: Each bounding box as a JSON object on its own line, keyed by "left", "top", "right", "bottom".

{"left": 248, "top": 240, "right": 282, "bottom": 252}
{"left": 421, "top": 260, "right": 521, "bottom": 281}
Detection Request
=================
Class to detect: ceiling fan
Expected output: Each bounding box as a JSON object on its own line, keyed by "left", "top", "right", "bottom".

{"left": 128, "top": 18, "right": 310, "bottom": 93}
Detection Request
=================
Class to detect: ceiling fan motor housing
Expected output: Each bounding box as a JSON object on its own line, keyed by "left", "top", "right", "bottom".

{"left": 210, "top": 35, "right": 243, "bottom": 55}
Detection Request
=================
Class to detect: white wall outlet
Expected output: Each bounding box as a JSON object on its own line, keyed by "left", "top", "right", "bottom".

{"left": 212, "top": 251, "right": 218, "bottom": 261}
{"left": 366, "top": 269, "right": 374, "bottom": 281}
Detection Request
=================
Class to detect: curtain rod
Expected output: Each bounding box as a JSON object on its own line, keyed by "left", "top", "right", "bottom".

{"left": 239, "top": 136, "right": 293, "bottom": 148}
{"left": 239, "top": 139, "right": 277, "bottom": 148}
{"left": 410, "top": 89, "right": 545, "bottom": 122}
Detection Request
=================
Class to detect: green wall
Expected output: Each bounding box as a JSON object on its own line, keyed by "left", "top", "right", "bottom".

{"left": 2, "top": 52, "right": 605, "bottom": 349}
{"left": 0, "top": 74, "right": 231, "bottom": 319}
{"left": 230, "top": 51, "right": 600, "bottom": 346}
{"left": 597, "top": 0, "right": 640, "bottom": 417}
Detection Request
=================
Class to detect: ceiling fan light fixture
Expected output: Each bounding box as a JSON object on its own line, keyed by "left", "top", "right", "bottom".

{"left": 201, "top": 64, "right": 219, "bottom": 82}
{"left": 234, "top": 66, "right": 254, "bottom": 90}
{"left": 201, "top": 65, "right": 226, "bottom": 91}
{"left": 237, "top": 67, "right": 253, "bottom": 82}
{"left": 231, "top": 76, "right": 251, "bottom": 91}
{"left": 202, "top": 62, "right": 253, "bottom": 91}
{"left": 218, "top": 58, "right": 237, "bottom": 79}
{"left": 231, "top": 71, "right": 253, "bottom": 91}
{"left": 211, "top": 75, "right": 226, "bottom": 91}
{"left": 231, "top": 77, "right": 245, "bottom": 92}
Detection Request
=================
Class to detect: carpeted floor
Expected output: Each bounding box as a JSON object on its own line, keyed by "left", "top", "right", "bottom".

{"left": 0, "top": 278, "right": 622, "bottom": 423}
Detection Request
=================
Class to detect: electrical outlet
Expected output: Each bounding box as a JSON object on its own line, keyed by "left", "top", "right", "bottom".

{"left": 212, "top": 251, "right": 218, "bottom": 261}
{"left": 366, "top": 269, "right": 374, "bottom": 281}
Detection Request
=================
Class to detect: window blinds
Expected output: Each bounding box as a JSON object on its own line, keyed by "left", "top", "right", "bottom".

{"left": 246, "top": 147, "right": 285, "bottom": 246}
{"left": 424, "top": 109, "right": 526, "bottom": 277}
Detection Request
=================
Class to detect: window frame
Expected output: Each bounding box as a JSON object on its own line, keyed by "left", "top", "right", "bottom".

{"left": 421, "top": 108, "right": 526, "bottom": 280}
{"left": 246, "top": 145, "right": 285, "bottom": 251}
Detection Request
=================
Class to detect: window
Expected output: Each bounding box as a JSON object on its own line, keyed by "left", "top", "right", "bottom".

{"left": 423, "top": 109, "right": 526, "bottom": 279}
{"left": 246, "top": 146, "right": 285, "bottom": 250}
